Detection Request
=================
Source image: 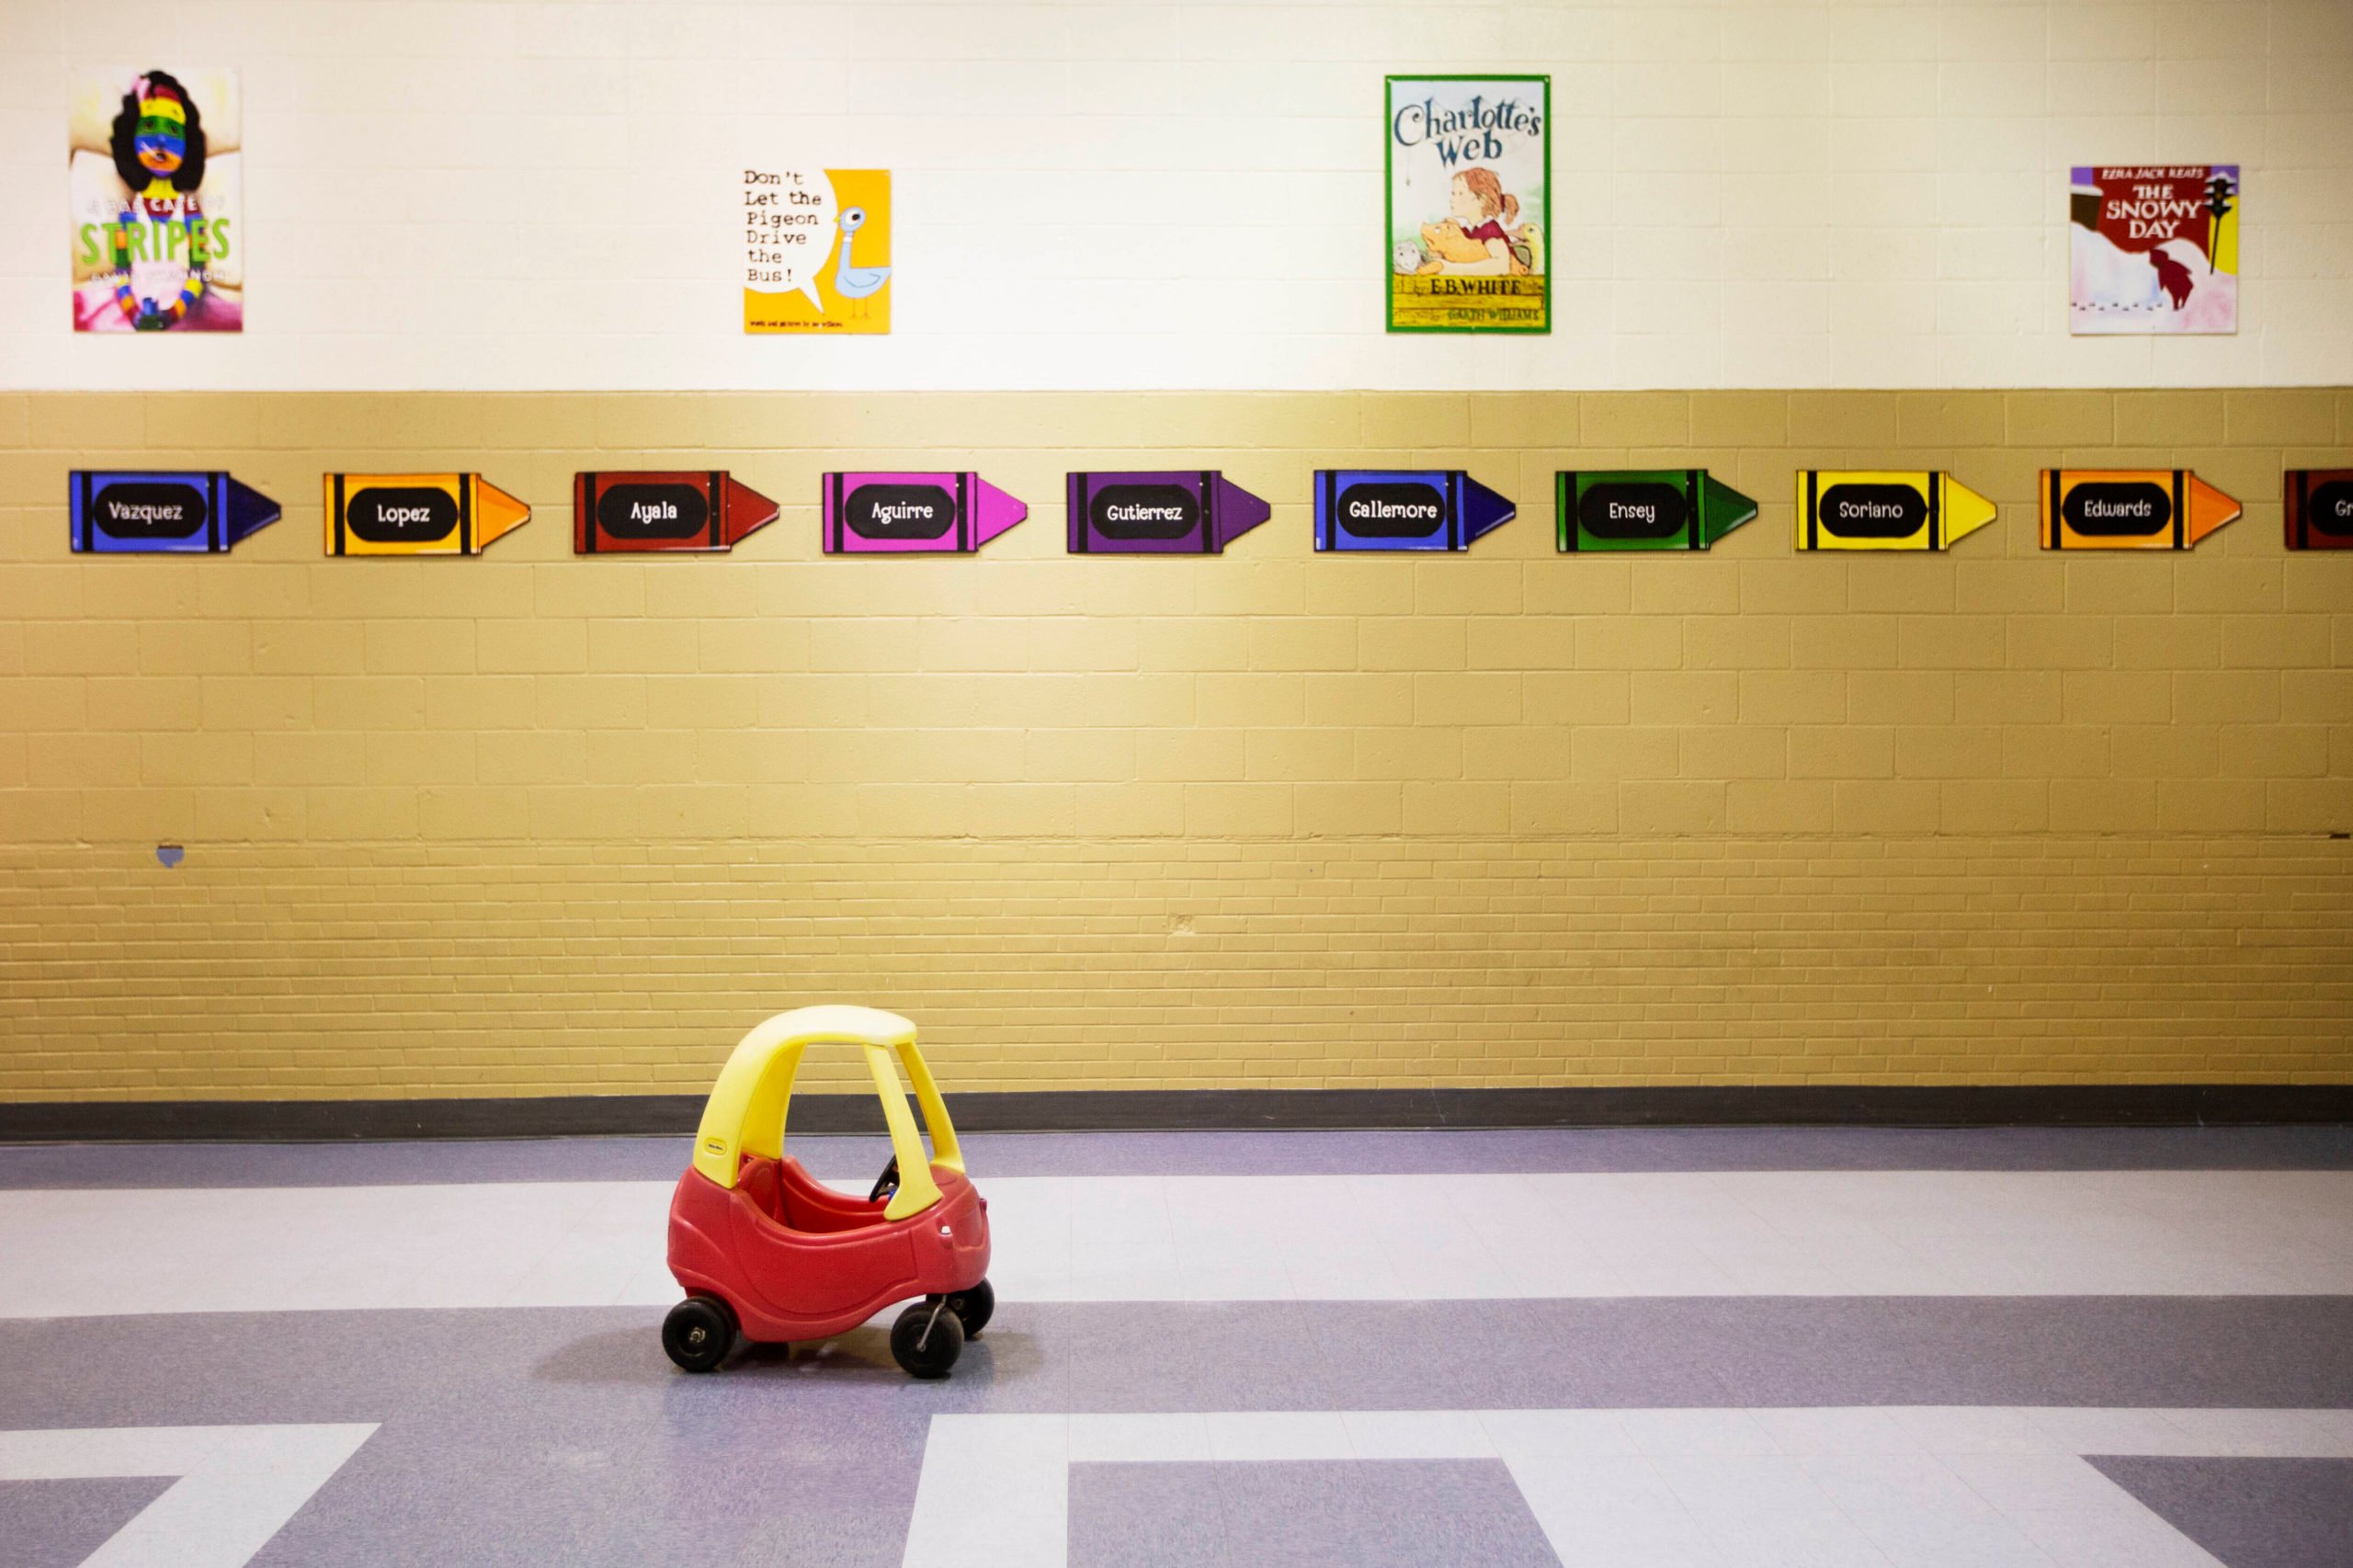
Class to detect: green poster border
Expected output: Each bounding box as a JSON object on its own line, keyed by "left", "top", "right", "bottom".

{"left": 1384, "top": 73, "right": 1552, "bottom": 335}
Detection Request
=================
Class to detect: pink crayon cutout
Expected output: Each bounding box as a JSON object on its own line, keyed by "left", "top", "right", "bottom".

{"left": 824, "top": 472, "right": 1028, "bottom": 554}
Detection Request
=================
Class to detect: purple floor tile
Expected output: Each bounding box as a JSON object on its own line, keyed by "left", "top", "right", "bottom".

{"left": 0, "top": 1477, "right": 175, "bottom": 1568}
{"left": 2085, "top": 1457, "right": 2353, "bottom": 1568}
{"left": 2, "top": 1296, "right": 2346, "bottom": 1566}
{"left": 1069, "top": 1460, "right": 1562, "bottom": 1568}
{"left": 4, "top": 1123, "right": 2348, "bottom": 1189}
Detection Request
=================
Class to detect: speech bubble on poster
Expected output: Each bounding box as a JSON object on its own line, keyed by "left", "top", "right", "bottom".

{"left": 324, "top": 472, "right": 530, "bottom": 557}
{"left": 2284, "top": 471, "right": 2353, "bottom": 551}
{"left": 823, "top": 472, "right": 1027, "bottom": 554}
{"left": 1066, "top": 472, "right": 1271, "bottom": 554}
{"left": 744, "top": 165, "right": 835, "bottom": 316}
{"left": 71, "top": 470, "right": 278, "bottom": 553}
{"left": 1795, "top": 471, "right": 1996, "bottom": 552}
{"left": 1556, "top": 470, "right": 1756, "bottom": 552}
{"left": 574, "top": 471, "right": 777, "bottom": 554}
{"left": 2039, "top": 469, "right": 2237, "bottom": 551}
{"left": 1313, "top": 470, "right": 1513, "bottom": 552}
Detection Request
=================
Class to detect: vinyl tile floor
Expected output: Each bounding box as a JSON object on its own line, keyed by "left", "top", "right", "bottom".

{"left": 0, "top": 1126, "right": 2347, "bottom": 1567}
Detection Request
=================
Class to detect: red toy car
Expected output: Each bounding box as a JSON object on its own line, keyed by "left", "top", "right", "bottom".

{"left": 663, "top": 1006, "right": 993, "bottom": 1378}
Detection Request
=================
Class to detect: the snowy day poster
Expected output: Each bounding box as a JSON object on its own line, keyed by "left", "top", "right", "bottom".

{"left": 2068, "top": 165, "right": 2237, "bottom": 335}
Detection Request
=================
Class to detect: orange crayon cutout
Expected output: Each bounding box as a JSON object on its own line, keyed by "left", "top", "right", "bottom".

{"left": 2039, "top": 469, "right": 2238, "bottom": 551}
{"left": 324, "top": 472, "right": 532, "bottom": 557}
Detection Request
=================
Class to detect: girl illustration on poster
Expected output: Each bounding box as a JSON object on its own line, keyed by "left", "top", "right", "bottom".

{"left": 1387, "top": 74, "right": 1549, "bottom": 334}
{"left": 69, "top": 67, "right": 243, "bottom": 333}
{"left": 1404, "top": 167, "right": 1541, "bottom": 278}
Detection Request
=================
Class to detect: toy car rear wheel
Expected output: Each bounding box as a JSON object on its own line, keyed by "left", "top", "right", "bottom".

{"left": 890, "top": 1297, "right": 964, "bottom": 1379}
{"left": 663, "top": 1296, "right": 736, "bottom": 1373}
{"left": 946, "top": 1278, "right": 995, "bottom": 1338}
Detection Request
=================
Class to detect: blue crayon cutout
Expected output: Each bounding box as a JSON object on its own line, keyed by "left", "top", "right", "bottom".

{"left": 1314, "top": 469, "right": 1514, "bottom": 552}
{"left": 72, "top": 471, "right": 280, "bottom": 554}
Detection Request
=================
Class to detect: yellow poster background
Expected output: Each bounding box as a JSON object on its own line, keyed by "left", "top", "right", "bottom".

{"left": 743, "top": 168, "right": 890, "bottom": 335}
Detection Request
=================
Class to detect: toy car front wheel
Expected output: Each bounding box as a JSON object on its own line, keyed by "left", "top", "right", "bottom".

{"left": 890, "top": 1297, "right": 965, "bottom": 1379}
{"left": 663, "top": 1296, "right": 736, "bottom": 1373}
{"left": 946, "top": 1278, "right": 995, "bottom": 1338}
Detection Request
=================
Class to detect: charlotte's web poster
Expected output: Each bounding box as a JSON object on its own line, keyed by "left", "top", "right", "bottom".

{"left": 1386, "top": 75, "right": 1548, "bottom": 334}
{"left": 2069, "top": 165, "right": 2237, "bottom": 335}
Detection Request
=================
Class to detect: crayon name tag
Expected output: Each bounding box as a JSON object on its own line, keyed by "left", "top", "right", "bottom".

{"left": 1579, "top": 481, "right": 1687, "bottom": 541}
{"left": 1090, "top": 484, "right": 1198, "bottom": 541}
{"left": 94, "top": 480, "right": 206, "bottom": 540}
{"left": 2313, "top": 482, "right": 2353, "bottom": 538}
{"left": 347, "top": 486, "right": 458, "bottom": 544}
{"left": 1818, "top": 483, "right": 1927, "bottom": 540}
{"left": 597, "top": 483, "right": 710, "bottom": 540}
{"left": 2061, "top": 481, "right": 2170, "bottom": 537}
{"left": 1336, "top": 480, "right": 1447, "bottom": 539}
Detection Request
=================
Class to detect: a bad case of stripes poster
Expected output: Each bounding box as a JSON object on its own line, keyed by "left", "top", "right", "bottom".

{"left": 69, "top": 66, "right": 243, "bottom": 332}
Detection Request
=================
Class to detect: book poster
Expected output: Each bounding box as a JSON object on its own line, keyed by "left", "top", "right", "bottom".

{"left": 2069, "top": 165, "right": 2237, "bottom": 335}
{"left": 70, "top": 66, "right": 242, "bottom": 332}
{"left": 1386, "top": 74, "right": 1548, "bottom": 334}
{"left": 743, "top": 165, "right": 890, "bottom": 334}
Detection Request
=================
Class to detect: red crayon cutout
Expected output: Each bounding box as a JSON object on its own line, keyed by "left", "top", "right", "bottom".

{"left": 2286, "top": 470, "right": 2353, "bottom": 551}
{"left": 575, "top": 472, "right": 778, "bottom": 553}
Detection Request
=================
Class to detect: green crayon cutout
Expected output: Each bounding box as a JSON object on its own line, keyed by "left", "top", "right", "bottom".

{"left": 1557, "top": 470, "right": 1757, "bottom": 552}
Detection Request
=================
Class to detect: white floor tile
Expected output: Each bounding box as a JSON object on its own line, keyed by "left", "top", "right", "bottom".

{"left": 8, "top": 1167, "right": 2353, "bottom": 1316}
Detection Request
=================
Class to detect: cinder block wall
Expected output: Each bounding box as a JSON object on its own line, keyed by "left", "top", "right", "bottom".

{"left": 3, "top": 388, "right": 2350, "bottom": 1099}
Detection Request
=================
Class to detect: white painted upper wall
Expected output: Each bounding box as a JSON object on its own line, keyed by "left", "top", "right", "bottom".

{"left": 4, "top": 0, "right": 2348, "bottom": 392}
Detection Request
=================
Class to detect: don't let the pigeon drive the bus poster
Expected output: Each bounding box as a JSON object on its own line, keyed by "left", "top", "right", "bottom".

{"left": 742, "top": 165, "right": 891, "bottom": 334}
{"left": 2069, "top": 165, "right": 2237, "bottom": 335}
{"left": 1386, "top": 74, "right": 1549, "bottom": 334}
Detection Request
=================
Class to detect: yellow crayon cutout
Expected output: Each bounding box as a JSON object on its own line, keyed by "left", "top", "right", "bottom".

{"left": 324, "top": 472, "right": 531, "bottom": 557}
{"left": 1794, "top": 471, "right": 1995, "bottom": 552}
{"left": 2040, "top": 469, "right": 2238, "bottom": 551}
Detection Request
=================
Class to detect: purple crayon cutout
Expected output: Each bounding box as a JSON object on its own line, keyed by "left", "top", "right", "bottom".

{"left": 823, "top": 472, "right": 1027, "bottom": 554}
{"left": 1066, "top": 471, "right": 1271, "bottom": 554}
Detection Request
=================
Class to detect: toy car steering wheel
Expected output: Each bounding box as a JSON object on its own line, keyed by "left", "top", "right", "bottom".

{"left": 869, "top": 1154, "right": 899, "bottom": 1205}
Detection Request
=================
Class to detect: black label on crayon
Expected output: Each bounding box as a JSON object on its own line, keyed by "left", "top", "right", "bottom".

{"left": 2308, "top": 480, "right": 2353, "bottom": 538}
{"left": 597, "top": 483, "right": 710, "bottom": 540}
{"left": 844, "top": 483, "right": 956, "bottom": 540}
{"left": 2063, "top": 481, "right": 2170, "bottom": 537}
{"left": 95, "top": 481, "right": 206, "bottom": 540}
{"left": 1579, "top": 481, "right": 1688, "bottom": 540}
{"left": 1818, "top": 483, "right": 1925, "bottom": 540}
{"left": 1336, "top": 481, "right": 1445, "bottom": 539}
{"left": 1091, "top": 483, "right": 1199, "bottom": 541}
{"left": 346, "top": 486, "right": 459, "bottom": 544}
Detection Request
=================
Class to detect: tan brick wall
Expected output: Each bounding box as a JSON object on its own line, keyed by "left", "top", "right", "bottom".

{"left": 3, "top": 390, "right": 2350, "bottom": 1099}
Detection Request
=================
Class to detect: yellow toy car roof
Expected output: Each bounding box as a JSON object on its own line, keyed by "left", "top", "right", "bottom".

{"left": 690, "top": 1005, "right": 964, "bottom": 1221}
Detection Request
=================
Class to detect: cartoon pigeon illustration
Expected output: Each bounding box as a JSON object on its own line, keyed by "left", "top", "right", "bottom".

{"left": 830, "top": 207, "right": 891, "bottom": 318}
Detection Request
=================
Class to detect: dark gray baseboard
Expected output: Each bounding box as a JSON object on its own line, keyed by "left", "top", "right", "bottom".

{"left": 0, "top": 1084, "right": 2347, "bottom": 1142}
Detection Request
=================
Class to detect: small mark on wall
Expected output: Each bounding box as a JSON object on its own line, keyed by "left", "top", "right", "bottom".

{"left": 155, "top": 845, "right": 185, "bottom": 869}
